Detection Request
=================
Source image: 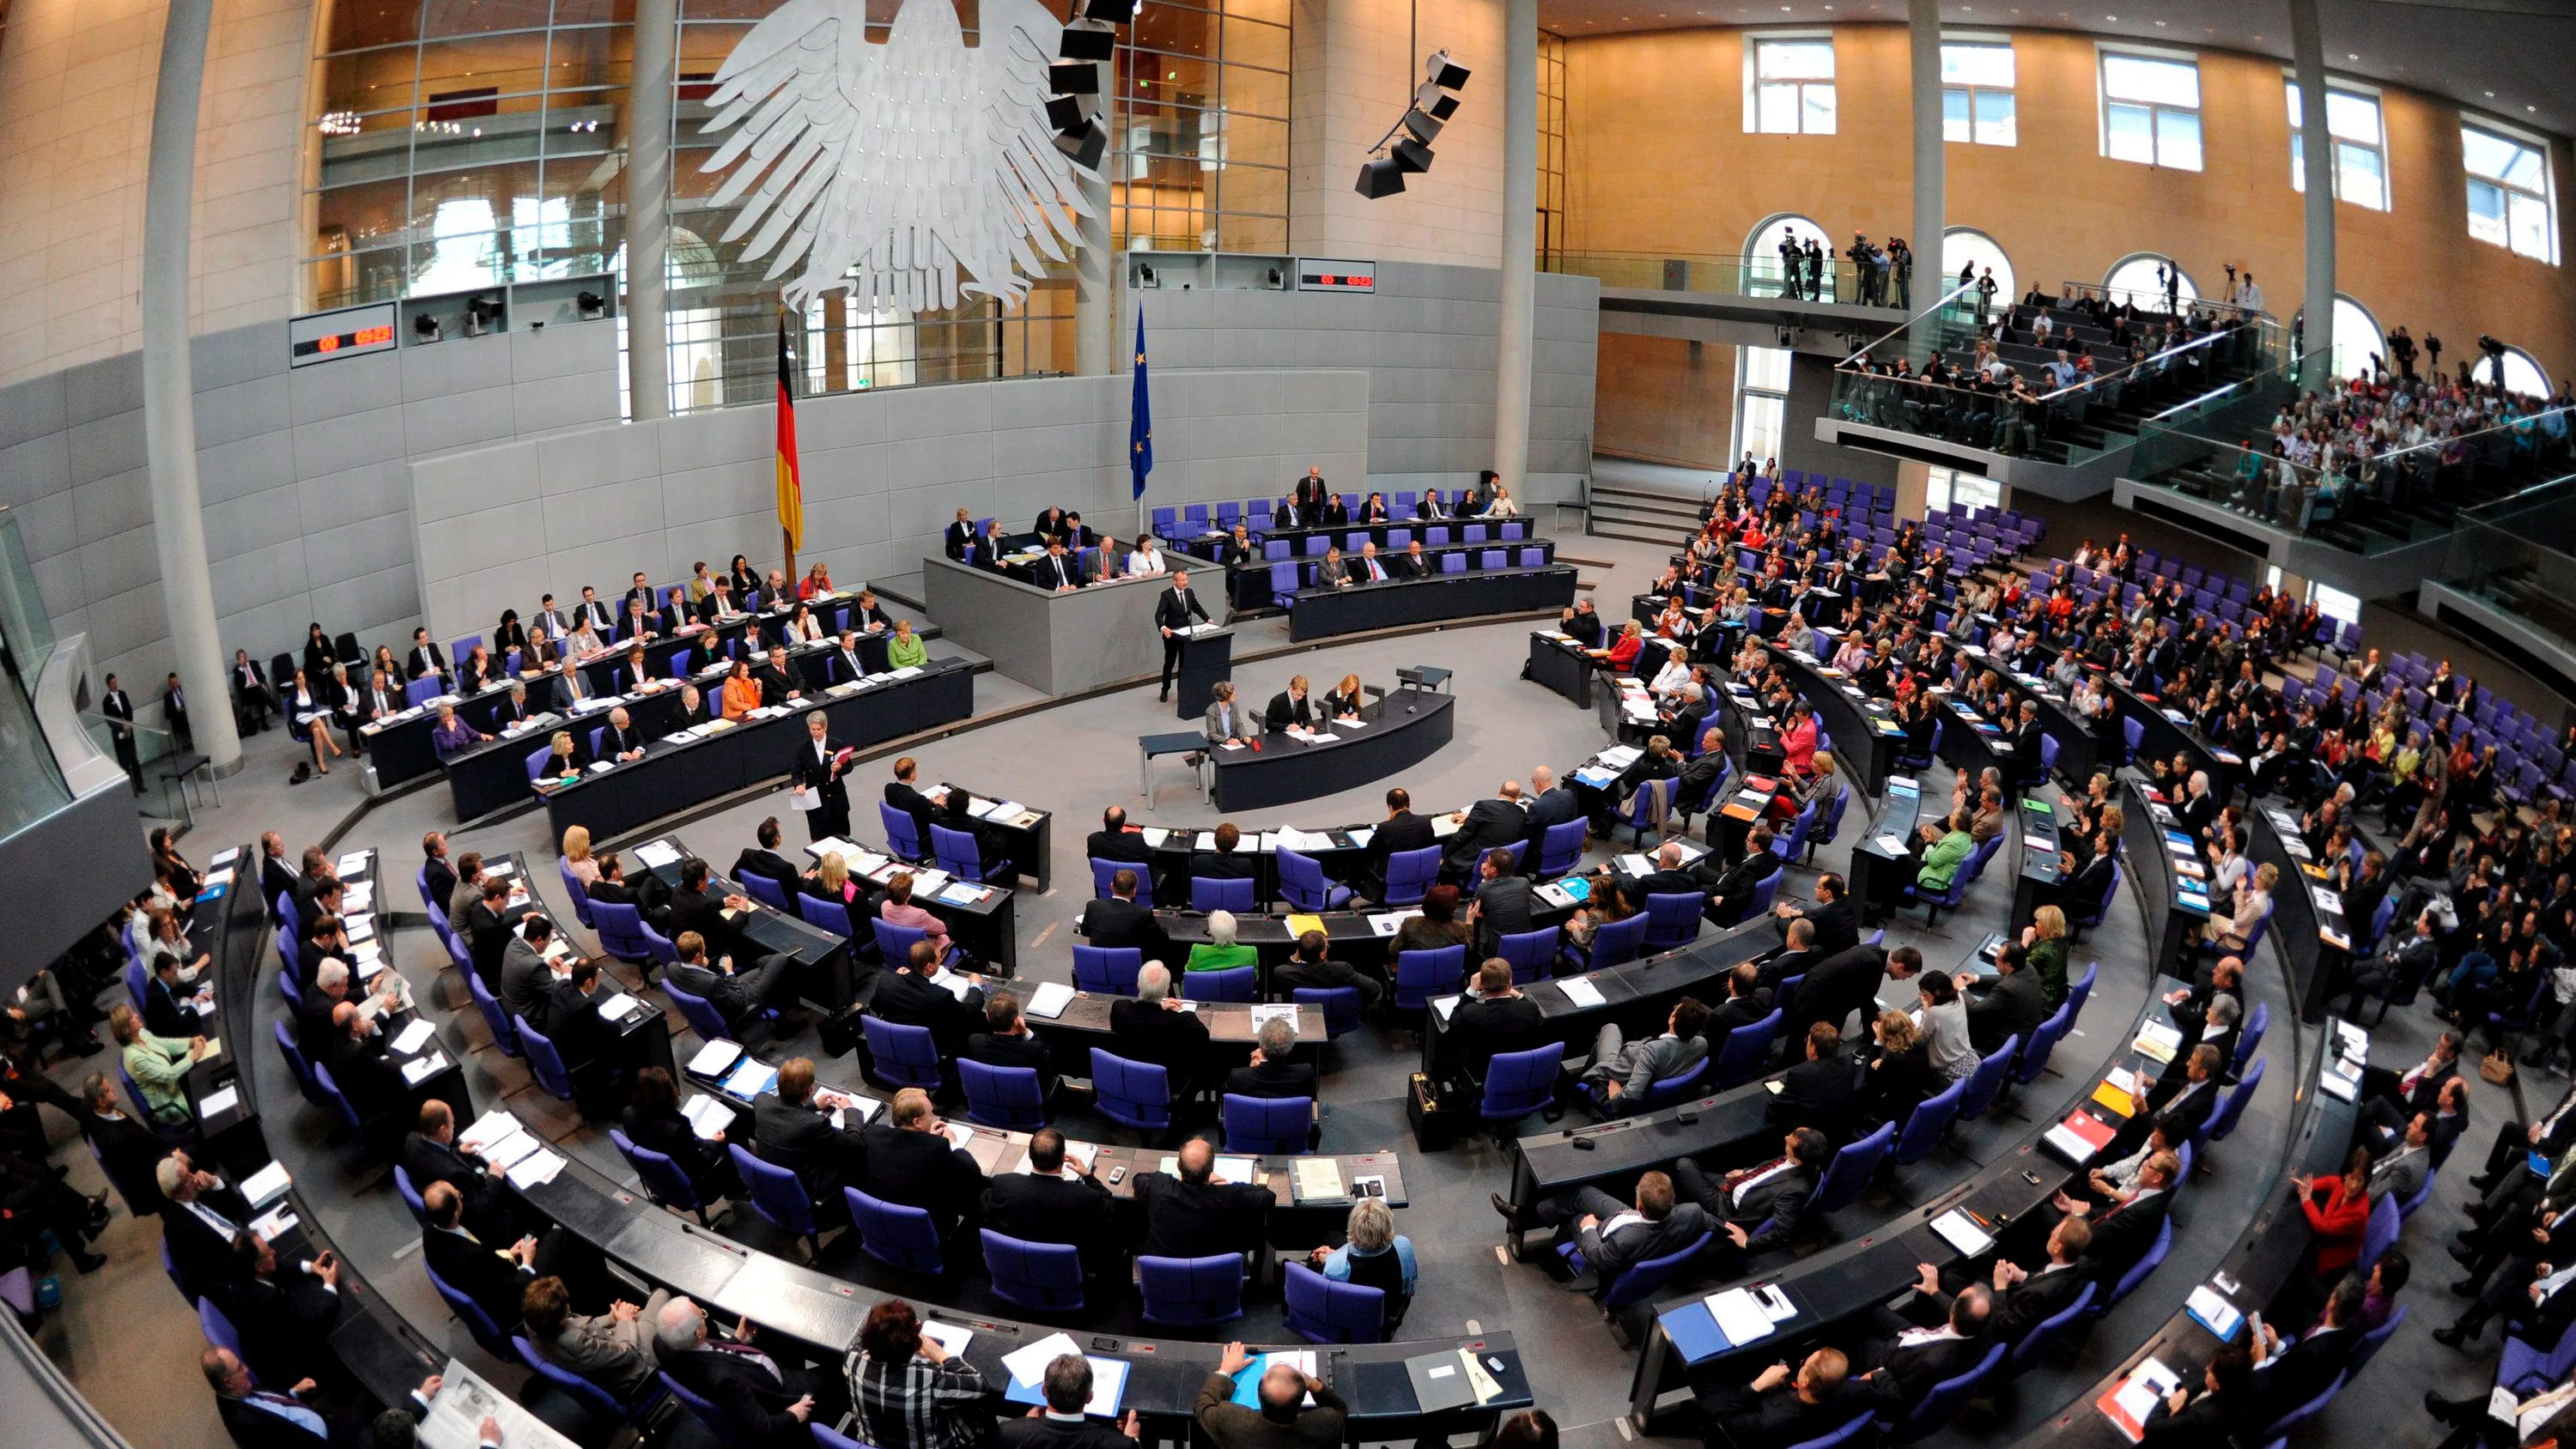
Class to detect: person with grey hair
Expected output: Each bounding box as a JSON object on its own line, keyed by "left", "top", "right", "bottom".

{"left": 1222, "top": 1016, "right": 1318, "bottom": 1146}
{"left": 1188, "top": 908, "right": 1259, "bottom": 975}
{"left": 657, "top": 1295, "right": 848, "bottom": 1448}
{"left": 1109, "top": 961, "right": 1211, "bottom": 1098}
{"left": 1304, "top": 1197, "right": 1417, "bottom": 1329}
{"left": 999, "top": 1355, "right": 1144, "bottom": 1449}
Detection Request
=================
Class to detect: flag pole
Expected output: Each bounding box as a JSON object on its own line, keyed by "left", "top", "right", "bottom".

{"left": 781, "top": 305, "right": 799, "bottom": 588}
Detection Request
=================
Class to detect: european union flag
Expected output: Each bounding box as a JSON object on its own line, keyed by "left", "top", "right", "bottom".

{"left": 1129, "top": 309, "right": 1153, "bottom": 500}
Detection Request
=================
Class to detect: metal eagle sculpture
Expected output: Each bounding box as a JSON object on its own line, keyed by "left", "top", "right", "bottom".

{"left": 700, "top": 0, "right": 1100, "bottom": 312}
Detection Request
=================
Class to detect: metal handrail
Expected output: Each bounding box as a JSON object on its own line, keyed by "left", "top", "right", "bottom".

{"left": 1839, "top": 279, "right": 1979, "bottom": 367}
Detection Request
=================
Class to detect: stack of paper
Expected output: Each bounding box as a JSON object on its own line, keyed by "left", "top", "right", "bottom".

{"left": 506, "top": 1149, "right": 567, "bottom": 1189}
{"left": 390, "top": 1019, "right": 437, "bottom": 1055}
{"left": 1704, "top": 1288, "right": 1776, "bottom": 1345}
{"left": 1930, "top": 1210, "right": 1993, "bottom": 1255}
{"left": 687, "top": 1038, "right": 743, "bottom": 1076}
{"left": 2044, "top": 1110, "right": 2117, "bottom": 1163}
{"left": 681, "top": 1094, "right": 733, "bottom": 1141}
{"left": 635, "top": 840, "right": 683, "bottom": 870}
{"left": 722, "top": 1058, "right": 779, "bottom": 1099}
{"left": 1024, "top": 982, "right": 1076, "bottom": 1018}
{"left": 197, "top": 1084, "right": 240, "bottom": 1121}
{"left": 1291, "top": 1158, "right": 1345, "bottom": 1201}
{"left": 402, "top": 1052, "right": 450, "bottom": 1086}
{"left": 240, "top": 1161, "right": 293, "bottom": 1208}
{"left": 2098, "top": 1357, "right": 2180, "bottom": 1441}
{"left": 1558, "top": 976, "right": 1607, "bottom": 1009}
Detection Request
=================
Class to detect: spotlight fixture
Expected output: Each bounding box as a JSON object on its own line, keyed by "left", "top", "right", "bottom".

{"left": 575, "top": 290, "right": 605, "bottom": 318}
{"left": 1139, "top": 262, "right": 1160, "bottom": 288}
{"left": 1356, "top": 47, "right": 1471, "bottom": 199}
{"left": 412, "top": 312, "right": 440, "bottom": 342}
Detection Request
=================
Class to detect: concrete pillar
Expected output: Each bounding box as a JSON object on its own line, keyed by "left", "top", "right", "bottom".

{"left": 1907, "top": 0, "right": 1943, "bottom": 361}
{"left": 2290, "top": 0, "right": 2336, "bottom": 375}
{"left": 1075, "top": 171, "right": 1115, "bottom": 377}
{"left": 140, "top": 0, "right": 240, "bottom": 774}
{"left": 1492, "top": 0, "right": 1540, "bottom": 497}
{"left": 627, "top": 0, "right": 677, "bottom": 420}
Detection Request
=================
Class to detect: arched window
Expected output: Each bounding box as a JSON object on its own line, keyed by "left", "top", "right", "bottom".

{"left": 2102, "top": 253, "right": 2196, "bottom": 312}
{"left": 2482, "top": 346, "right": 2552, "bottom": 399}
{"left": 2330, "top": 294, "right": 2379, "bottom": 381}
{"left": 1941, "top": 227, "right": 2014, "bottom": 306}
{"left": 1744, "top": 213, "right": 1827, "bottom": 298}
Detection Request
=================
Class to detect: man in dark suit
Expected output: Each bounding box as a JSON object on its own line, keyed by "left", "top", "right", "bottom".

{"left": 983, "top": 1128, "right": 1123, "bottom": 1284}
{"left": 1769, "top": 1023, "right": 1858, "bottom": 1143}
{"left": 654, "top": 1297, "right": 847, "bottom": 1449}
{"left": 587, "top": 852, "right": 671, "bottom": 934}
{"left": 2003, "top": 700, "right": 2049, "bottom": 787}
{"left": 753, "top": 1058, "right": 868, "bottom": 1220}
{"left": 1759, "top": 918, "right": 1826, "bottom": 993}
{"left": 1683, "top": 1128, "right": 1828, "bottom": 1270}
{"left": 858, "top": 1088, "right": 985, "bottom": 1242}
{"left": 419, "top": 1179, "right": 540, "bottom": 1331}
{"left": 405, "top": 627, "right": 447, "bottom": 682}
{"left": 872, "top": 940, "right": 986, "bottom": 1059}
{"left": 1390, "top": 539, "right": 1433, "bottom": 579}
{"left": 1266, "top": 675, "right": 1316, "bottom": 734}
{"left": 1346, "top": 541, "right": 1393, "bottom": 584}
{"left": 1775, "top": 872, "right": 1860, "bottom": 955}
{"left": 751, "top": 646, "right": 802, "bottom": 706}
{"left": 2055, "top": 1150, "right": 2176, "bottom": 1288}
{"left": 542, "top": 957, "right": 623, "bottom": 1108}
{"left": 1156, "top": 569, "right": 1212, "bottom": 701}
{"left": 1084, "top": 869, "right": 1171, "bottom": 964}
{"left": 2140, "top": 1044, "right": 2224, "bottom": 1144}
{"left": 1221, "top": 1016, "right": 1317, "bottom": 1101}
{"left": 1034, "top": 539, "right": 1082, "bottom": 591}
{"left": 1133, "top": 1136, "right": 1272, "bottom": 1259}
{"left": 160, "top": 1155, "right": 249, "bottom": 1294}
{"left": 1087, "top": 806, "right": 1155, "bottom": 868}
{"left": 1110, "top": 965, "right": 1212, "bottom": 1100}
{"left": 1693, "top": 828, "right": 1783, "bottom": 925}
{"left": 670, "top": 858, "right": 753, "bottom": 963}
{"left": 1002, "top": 1353, "right": 1145, "bottom": 1449}
{"left": 220, "top": 1233, "right": 345, "bottom": 1392}
{"left": 884, "top": 757, "right": 940, "bottom": 854}
{"left": 402, "top": 1100, "right": 520, "bottom": 1244}
{"left": 1498, "top": 1169, "right": 1710, "bottom": 1302}
{"left": 667, "top": 930, "right": 794, "bottom": 1031}
{"left": 744, "top": 809, "right": 808, "bottom": 903}
{"left": 499, "top": 916, "right": 560, "bottom": 1033}
{"left": 596, "top": 704, "right": 648, "bottom": 763}
{"left": 1443, "top": 960, "right": 1548, "bottom": 1086}
{"left": 75, "top": 1073, "right": 168, "bottom": 1219}
{"left": 233, "top": 650, "right": 277, "bottom": 733}
{"left": 1706, "top": 962, "right": 1774, "bottom": 1037}
{"left": 1906, "top": 1214, "right": 2093, "bottom": 1349}
{"left": 1443, "top": 782, "right": 1528, "bottom": 878}
{"left": 100, "top": 673, "right": 141, "bottom": 790}
{"left": 964, "top": 991, "right": 1058, "bottom": 1099}
{"left": 1698, "top": 1348, "right": 1895, "bottom": 1449}
{"left": 1467, "top": 852, "right": 1538, "bottom": 957}
{"left": 203, "top": 1345, "right": 442, "bottom": 1449}
{"left": 1962, "top": 943, "right": 2050, "bottom": 1055}
{"left": 1292, "top": 468, "right": 1329, "bottom": 524}
{"left": 1366, "top": 787, "right": 1439, "bottom": 898}
{"left": 1851, "top": 1284, "right": 1992, "bottom": 1405}
{"left": 145, "top": 954, "right": 211, "bottom": 1038}
{"left": 1783, "top": 938, "right": 1889, "bottom": 1052}
{"left": 1520, "top": 765, "right": 1583, "bottom": 864}
{"left": 2253, "top": 1274, "right": 2365, "bottom": 1421}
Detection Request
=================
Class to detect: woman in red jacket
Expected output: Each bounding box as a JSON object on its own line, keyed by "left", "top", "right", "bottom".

{"left": 2293, "top": 1146, "right": 2372, "bottom": 1281}
{"left": 1594, "top": 619, "right": 1644, "bottom": 673}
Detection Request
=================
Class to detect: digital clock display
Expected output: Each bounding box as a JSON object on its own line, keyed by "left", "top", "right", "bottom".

{"left": 1297, "top": 258, "right": 1376, "bottom": 294}
{"left": 288, "top": 303, "right": 401, "bottom": 367}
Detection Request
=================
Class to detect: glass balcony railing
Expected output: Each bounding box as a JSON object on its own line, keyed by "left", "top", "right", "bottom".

{"left": 1546, "top": 251, "right": 1931, "bottom": 310}
{"left": 2131, "top": 388, "right": 2576, "bottom": 555}
{"left": 0, "top": 507, "right": 74, "bottom": 836}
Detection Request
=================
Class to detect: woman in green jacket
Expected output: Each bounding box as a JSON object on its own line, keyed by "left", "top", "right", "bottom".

{"left": 2022, "top": 903, "right": 2072, "bottom": 1008}
{"left": 1915, "top": 819, "right": 1975, "bottom": 893}
{"left": 1185, "top": 908, "right": 1260, "bottom": 979}
{"left": 885, "top": 619, "right": 928, "bottom": 670}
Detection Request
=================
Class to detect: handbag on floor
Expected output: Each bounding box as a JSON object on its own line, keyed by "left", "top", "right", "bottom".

{"left": 2482, "top": 1046, "right": 2516, "bottom": 1085}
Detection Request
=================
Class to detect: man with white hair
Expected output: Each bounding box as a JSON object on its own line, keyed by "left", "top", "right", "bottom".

{"left": 2179, "top": 769, "right": 2218, "bottom": 841}
{"left": 1109, "top": 962, "right": 1210, "bottom": 1100}
{"left": 1222, "top": 1017, "right": 1319, "bottom": 1148}
{"left": 656, "top": 1296, "right": 848, "bottom": 1449}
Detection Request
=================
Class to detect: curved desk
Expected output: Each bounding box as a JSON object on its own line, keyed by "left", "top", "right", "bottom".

{"left": 1620, "top": 852, "right": 2173, "bottom": 1428}
{"left": 538, "top": 660, "right": 975, "bottom": 843}
{"left": 1287, "top": 566, "right": 1578, "bottom": 643}
{"left": 1210, "top": 691, "right": 1456, "bottom": 811}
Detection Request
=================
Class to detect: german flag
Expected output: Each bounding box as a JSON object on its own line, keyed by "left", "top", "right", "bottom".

{"left": 775, "top": 312, "right": 804, "bottom": 555}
